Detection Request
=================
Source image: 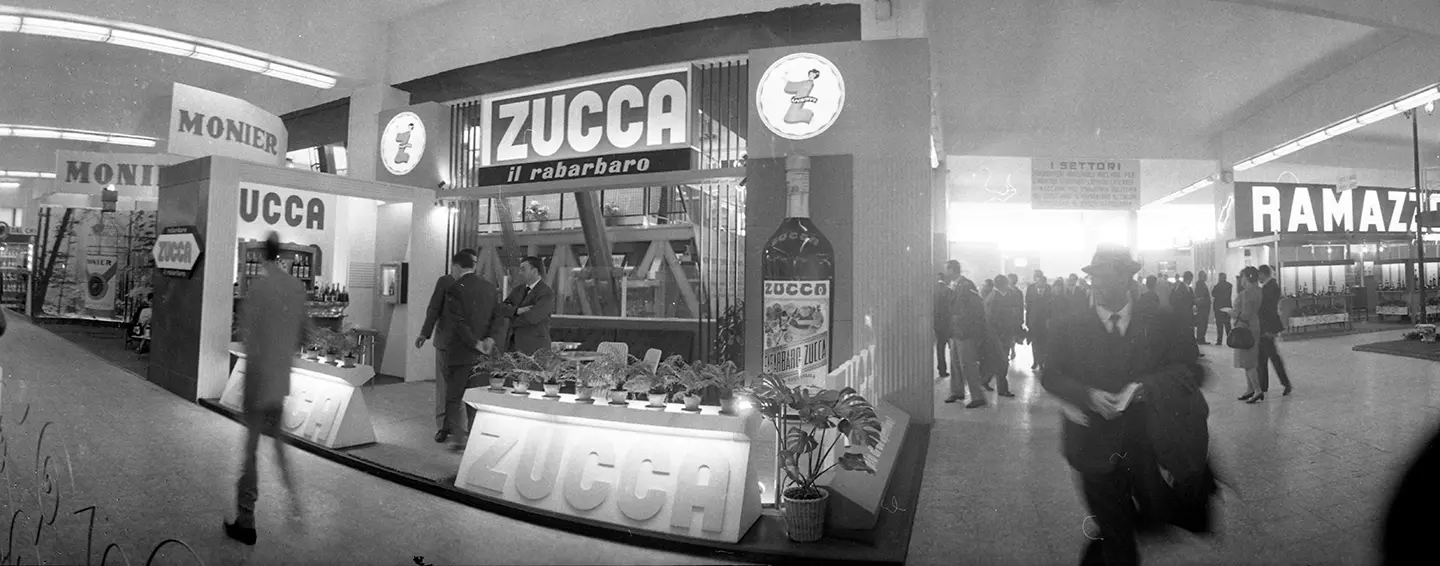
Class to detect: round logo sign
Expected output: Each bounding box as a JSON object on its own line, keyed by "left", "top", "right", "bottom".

{"left": 756, "top": 53, "right": 846, "bottom": 141}
{"left": 381, "top": 112, "right": 426, "bottom": 176}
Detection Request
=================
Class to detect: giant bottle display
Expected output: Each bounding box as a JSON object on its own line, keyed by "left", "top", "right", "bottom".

{"left": 761, "top": 155, "right": 835, "bottom": 388}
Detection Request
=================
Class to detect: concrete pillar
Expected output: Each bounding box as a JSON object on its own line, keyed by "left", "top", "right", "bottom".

{"left": 347, "top": 84, "right": 411, "bottom": 182}
{"left": 861, "top": 0, "right": 930, "bottom": 40}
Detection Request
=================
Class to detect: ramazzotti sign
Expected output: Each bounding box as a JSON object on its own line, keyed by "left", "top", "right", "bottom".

{"left": 1235, "top": 182, "right": 1440, "bottom": 237}
{"left": 480, "top": 68, "right": 690, "bottom": 168}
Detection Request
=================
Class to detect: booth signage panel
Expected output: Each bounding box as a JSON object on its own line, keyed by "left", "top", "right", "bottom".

{"left": 153, "top": 226, "right": 203, "bottom": 277}
{"left": 219, "top": 357, "right": 377, "bottom": 449}
{"left": 84, "top": 256, "right": 118, "bottom": 310}
{"left": 54, "top": 150, "right": 186, "bottom": 196}
{"left": 1234, "top": 182, "right": 1440, "bottom": 238}
{"left": 238, "top": 183, "right": 332, "bottom": 235}
{"left": 755, "top": 52, "right": 846, "bottom": 141}
{"left": 475, "top": 148, "right": 693, "bottom": 186}
{"left": 455, "top": 409, "right": 758, "bottom": 543}
{"left": 1030, "top": 159, "right": 1141, "bottom": 210}
{"left": 376, "top": 103, "right": 452, "bottom": 188}
{"left": 168, "top": 83, "right": 288, "bottom": 166}
{"left": 820, "top": 401, "right": 910, "bottom": 530}
{"left": 481, "top": 68, "right": 690, "bottom": 167}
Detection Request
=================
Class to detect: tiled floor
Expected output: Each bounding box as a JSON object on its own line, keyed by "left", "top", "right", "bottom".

{"left": 0, "top": 313, "right": 740, "bottom": 566}
{"left": 908, "top": 330, "right": 1436, "bottom": 565}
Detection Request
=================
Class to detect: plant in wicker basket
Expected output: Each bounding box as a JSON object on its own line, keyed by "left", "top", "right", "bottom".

{"left": 750, "top": 372, "right": 883, "bottom": 542}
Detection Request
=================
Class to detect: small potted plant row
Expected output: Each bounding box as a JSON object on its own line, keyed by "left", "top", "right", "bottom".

{"left": 298, "top": 327, "right": 361, "bottom": 368}
{"left": 469, "top": 352, "right": 753, "bottom": 414}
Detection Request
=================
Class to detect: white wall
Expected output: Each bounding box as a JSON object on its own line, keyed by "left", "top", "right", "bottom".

{"left": 373, "top": 202, "right": 413, "bottom": 378}
{"left": 386, "top": 0, "right": 845, "bottom": 84}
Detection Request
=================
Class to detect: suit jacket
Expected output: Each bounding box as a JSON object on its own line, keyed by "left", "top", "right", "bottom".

{"left": 441, "top": 272, "right": 507, "bottom": 367}
{"left": 986, "top": 288, "right": 1024, "bottom": 336}
{"left": 948, "top": 288, "right": 988, "bottom": 341}
{"left": 1041, "top": 298, "right": 1202, "bottom": 475}
{"left": 503, "top": 280, "right": 555, "bottom": 355}
{"left": 933, "top": 281, "right": 954, "bottom": 337}
{"left": 240, "top": 264, "right": 308, "bottom": 411}
{"left": 1193, "top": 281, "right": 1211, "bottom": 310}
{"left": 1171, "top": 282, "right": 1196, "bottom": 317}
{"left": 421, "top": 274, "right": 458, "bottom": 349}
{"left": 1259, "top": 279, "right": 1284, "bottom": 334}
{"left": 1210, "top": 281, "right": 1233, "bottom": 310}
{"left": 1026, "top": 291, "right": 1053, "bottom": 338}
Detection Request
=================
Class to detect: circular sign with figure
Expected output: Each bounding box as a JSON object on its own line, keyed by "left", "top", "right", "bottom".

{"left": 380, "top": 111, "right": 426, "bottom": 176}
{"left": 87, "top": 274, "right": 108, "bottom": 300}
{"left": 756, "top": 53, "right": 846, "bottom": 141}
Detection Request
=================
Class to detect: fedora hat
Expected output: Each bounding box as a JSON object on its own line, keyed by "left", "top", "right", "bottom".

{"left": 1081, "top": 244, "right": 1141, "bottom": 276}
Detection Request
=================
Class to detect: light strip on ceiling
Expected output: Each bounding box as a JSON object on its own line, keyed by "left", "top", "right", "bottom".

{"left": 1146, "top": 174, "right": 1218, "bottom": 209}
{"left": 1233, "top": 85, "right": 1440, "bottom": 172}
{"left": 0, "top": 170, "right": 57, "bottom": 179}
{"left": 0, "top": 11, "right": 337, "bottom": 89}
{"left": 0, "top": 123, "right": 158, "bottom": 148}
{"left": 0, "top": 182, "right": 20, "bottom": 189}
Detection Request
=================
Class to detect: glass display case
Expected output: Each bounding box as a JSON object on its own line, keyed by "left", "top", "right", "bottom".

{"left": 0, "top": 231, "right": 36, "bottom": 316}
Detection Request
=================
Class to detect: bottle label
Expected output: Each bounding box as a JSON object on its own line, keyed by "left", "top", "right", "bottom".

{"left": 762, "top": 280, "right": 831, "bottom": 388}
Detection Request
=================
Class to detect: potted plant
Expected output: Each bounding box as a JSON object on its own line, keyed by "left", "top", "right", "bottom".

{"left": 325, "top": 331, "right": 350, "bottom": 366}
{"left": 663, "top": 356, "right": 710, "bottom": 412}
{"left": 703, "top": 361, "right": 750, "bottom": 415}
{"left": 528, "top": 349, "right": 570, "bottom": 398}
{"left": 474, "top": 352, "right": 517, "bottom": 391}
{"left": 338, "top": 330, "right": 361, "bottom": 368}
{"left": 602, "top": 202, "right": 624, "bottom": 227}
{"left": 624, "top": 357, "right": 673, "bottom": 408}
{"left": 301, "top": 328, "right": 325, "bottom": 360}
{"left": 751, "top": 373, "right": 884, "bottom": 543}
{"left": 524, "top": 201, "right": 552, "bottom": 231}
{"left": 507, "top": 352, "right": 538, "bottom": 395}
{"left": 575, "top": 355, "right": 621, "bottom": 404}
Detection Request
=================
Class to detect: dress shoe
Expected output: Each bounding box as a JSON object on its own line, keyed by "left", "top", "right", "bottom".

{"left": 983, "top": 384, "right": 995, "bottom": 392}
{"left": 224, "top": 520, "right": 257, "bottom": 545}
{"left": 965, "top": 400, "right": 988, "bottom": 409}
{"left": 434, "top": 430, "right": 449, "bottom": 443}
{"left": 1238, "top": 392, "right": 1254, "bottom": 401}
{"left": 1246, "top": 393, "right": 1266, "bottom": 404}
{"left": 944, "top": 396, "right": 963, "bottom": 403}
{"left": 449, "top": 436, "right": 469, "bottom": 452}
{"left": 1283, "top": 386, "right": 1293, "bottom": 396}
{"left": 998, "top": 391, "right": 1016, "bottom": 398}
{"left": 939, "top": 372, "right": 950, "bottom": 378}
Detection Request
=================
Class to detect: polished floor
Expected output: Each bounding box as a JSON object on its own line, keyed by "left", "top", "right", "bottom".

{"left": 0, "top": 314, "right": 739, "bottom": 566}
{"left": 909, "top": 331, "right": 1435, "bottom": 565}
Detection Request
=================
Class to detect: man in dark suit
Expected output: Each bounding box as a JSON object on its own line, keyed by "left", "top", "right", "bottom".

{"left": 415, "top": 248, "right": 475, "bottom": 443}
{"left": 439, "top": 252, "right": 507, "bottom": 450}
{"left": 502, "top": 256, "right": 555, "bottom": 355}
{"left": 1257, "top": 265, "right": 1293, "bottom": 395}
{"left": 1211, "top": 273, "right": 1233, "bottom": 346}
{"left": 1041, "top": 245, "right": 1209, "bottom": 566}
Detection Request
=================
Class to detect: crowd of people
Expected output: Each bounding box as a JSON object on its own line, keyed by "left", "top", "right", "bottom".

{"left": 934, "top": 259, "right": 1297, "bottom": 409}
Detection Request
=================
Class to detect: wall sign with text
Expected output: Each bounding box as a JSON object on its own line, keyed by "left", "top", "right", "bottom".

{"left": 454, "top": 396, "right": 763, "bottom": 543}
{"left": 55, "top": 150, "right": 186, "bottom": 196}
{"left": 1030, "top": 159, "right": 1141, "bottom": 210}
{"left": 239, "top": 186, "right": 326, "bottom": 231}
{"left": 480, "top": 68, "right": 691, "bottom": 169}
{"left": 153, "top": 226, "right": 204, "bottom": 278}
{"left": 476, "top": 148, "right": 694, "bottom": 186}
{"left": 755, "top": 52, "right": 846, "bottom": 141}
{"left": 168, "top": 83, "right": 288, "bottom": 166}
{"left": 1234, "top": 182, "right": 1440, "bottom": 238}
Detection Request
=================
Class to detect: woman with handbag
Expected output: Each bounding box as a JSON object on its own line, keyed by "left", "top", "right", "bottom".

{"left": 1230, "top": 266, "right": 1264, "bottom": 403}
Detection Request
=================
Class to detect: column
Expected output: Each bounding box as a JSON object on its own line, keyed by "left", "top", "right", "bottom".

{"left": 347, "top": 84, "right": 411, "bottom": 182}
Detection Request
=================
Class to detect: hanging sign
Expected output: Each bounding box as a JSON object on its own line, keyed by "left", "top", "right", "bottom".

{"left": 476, "top": 148, "right": 693, "bottom": 186}
{"left": 380, "top": 111, "right": 426, "bottom": 176}
{"left": 480, "top": 68, "right": 690, "bottom": 168}
{"left": 168, "top": 83, "right": 288, "bottom": 166}
{"left": 153, "top": 226, "right": 204, "bottom": 278}
{"left": 755, "top": 52, "right": 846, "bottom": 141}
{"left": 1235, "top": 182, "right": 1440, "bottom": 237}
{"left": 55, "top": 150, "right": 187, "bottom": 196}
{"left": 1030, "top": 159, "right": 1141, "bottom": 210}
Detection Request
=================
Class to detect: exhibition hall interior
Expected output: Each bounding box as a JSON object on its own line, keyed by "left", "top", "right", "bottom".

{"left": 3, "top": 0, "right": 1440, "bottom": 564}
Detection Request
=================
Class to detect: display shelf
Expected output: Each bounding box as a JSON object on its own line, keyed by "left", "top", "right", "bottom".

{"left": 236, "top": 239, "right": 322, "bottom": 296}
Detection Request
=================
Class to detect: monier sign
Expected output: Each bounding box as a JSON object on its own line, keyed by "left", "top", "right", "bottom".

{"left": 1234, "top": 182, "right": 1440, "bottom": 237}
{"left": 168, "top": 83, "right": 288, "bottom": 166}
{"left": 481, "top": 68, "right": 690, "bottom": 167}
{"left": 55, "top": 150, "right": 187, "bottom": 195}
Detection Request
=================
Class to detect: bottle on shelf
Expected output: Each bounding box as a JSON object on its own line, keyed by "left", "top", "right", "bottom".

{"left": 761, "top": 154, "right": 835, "bottom": 390}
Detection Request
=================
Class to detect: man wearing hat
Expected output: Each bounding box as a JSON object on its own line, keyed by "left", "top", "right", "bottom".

{"left": 1041, "top": 244, "right": 1215, "bottom": 565}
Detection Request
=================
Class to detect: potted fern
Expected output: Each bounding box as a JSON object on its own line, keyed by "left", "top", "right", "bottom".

{"left": 524, "top": 201, "right": 553, "bottom": 231}
{"left": 574, "top": 355, "right": 621, "bottom": 404}
{"left": 624, "top": 357, "right": 674, "bottom": 408}
{"left": 750, "top": 373, "right": 884, "bottom": 543}
{"left": 475, "top": 352, "right": 518, "bottom": 391}
{"left": 662, "top": 356, "right": 711, "bottom": 412}
{"left": 530, "top": 349, "right": 570, "bottom": 398}
{"left": 703, "top": 361, "right": 749, "bottom": 415}
{"left": 507, "top": 352, "right": 539, "bottom": 395}
{"left": 602, "top": 202, "right": 624, "bottom": 227}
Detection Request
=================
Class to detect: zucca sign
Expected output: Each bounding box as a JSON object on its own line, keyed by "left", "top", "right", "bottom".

{"left": 153, "top": 226, "right": 204, "bottom": 278}
{"left": 239, "top": 187, "right": 325, "bottom": 231}
{"left": 1235, "top": 182, "right": 1440, "bottom": 237}
{"left": 482, "top": 68, "right": 690, "bottom": 167}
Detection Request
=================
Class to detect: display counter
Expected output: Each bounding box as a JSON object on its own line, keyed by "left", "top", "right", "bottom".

{"left": 1281, "top": 293, "right": 1353, "bottom": 332}
{"left": 220, "top": 344, "right": 377, "bottom": 449}
{"left": 455, "top": 388, "right": 764, "bottom": 543}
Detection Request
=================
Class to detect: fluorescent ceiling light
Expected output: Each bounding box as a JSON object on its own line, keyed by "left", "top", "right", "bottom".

{"left": 40, "top": 172, "right": 56, "bottom": 179}
{"left": 1395, "top": 87, "right": 1440, "bottom": 112}
{"left": 3, "top": 171, "right": 40, "bottom": 178}
{"left": 10, "top": 128, "right": 60, "bottom": 139}
{"left": 60, "top": 132, "right": 108, "bottom": 142}
{"left": 1234, "top": 159, "right": 1257, "bottom": 172}
{"left": 1276, "top": 142, "right": 1303, "bottom": 156}
{"left": 106, "top": 136, "right": 156, "bottom": 147}
{"left": 0, "top": 12, "right": 337, "bottom": 89}
{"left": 107, "top": 28, "right": 195, "bottom": 56}
{"left": 19, "top": 17, "right": 109, "bottom": 41}
{"left": 192, "top": 45, "right": 268, "bottom": 73}
{"left": 1325, "top": 119, "right": 1363, "bottom": 137}
{"left": 0, "top": 182, "right": 20, "bottom": 189}
{"left": 1357, "top": 105, "right": 1403, "bottom": 125}
{"left": 1296, "top": 131, "right": 1329, "bottom": 147}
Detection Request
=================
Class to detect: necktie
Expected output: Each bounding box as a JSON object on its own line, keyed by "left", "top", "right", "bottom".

{"left": 517, "top": 285, "right": 531, "bottom": 304}
{"left": 1109, "top": 313, "right": 1122, "bottom": 336}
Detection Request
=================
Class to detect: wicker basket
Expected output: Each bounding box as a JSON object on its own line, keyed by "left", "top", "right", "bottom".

{"left": 783, "top": 487, "right": 830, "bottom": 542}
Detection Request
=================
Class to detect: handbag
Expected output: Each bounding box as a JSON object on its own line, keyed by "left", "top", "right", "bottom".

{"left": 1226, "top": 325, "right": 1254, "bottom": 349}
